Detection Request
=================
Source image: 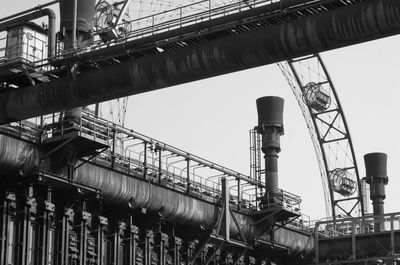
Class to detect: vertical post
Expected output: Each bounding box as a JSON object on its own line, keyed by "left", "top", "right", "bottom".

{"left": 143, "top": 142, "right": 148, "bottom": 179}
{"left": 186, "top": 159, "right": 190, "bottom": 193}
{"left": 96, "top": 216, "right": 108, "bottom": 265}
{"left": 40, "top": 188, "right": 55, "bottom": 265}
{"left": 237, "top": 179, "right": 241, "bottom": 211}
{"left": 72, "top": 0, "right": 77, "bottom": 49}
{"left": 221, "top": 177, "right": 230, "bottom": 240}
{"left": 180, "top": 8, "right": 182, "bottom": 27}
{"left": 118, "top": 222, "right": 126, "bottom": 265}
{"left": 158, "top": 149, "right": 162, "bottom": 183}
{"left": 209, "top": 0, "right": 211, "bottom": 20}
{"left": 145, "top": 230, "right": 154, "bottom": 265}
{"left": 186, "top": 241, "right": 196, "bottom": 265}
{"left": 94, "top": 104, "right": 99, "bottom": 117}
{"left": 111, "top": 129, "right": 116, "bottom": 169}
{"left": 20, "top": 185, "right": 37, "bottom": 265}
{"left": 351, "top": 221, "right": 356, "bottom": 260}
{"left": 0, "top": 192, "right": 17, "bottom": 265}
{"left": 391, "top": 215, "right": 395, "bottom": 255}
{"left": 315, "top": 223, "right": 320, "bottom": 264}
{"left": 172, "top": 237, "right": 182, "bottom": 265}
{"left": 128, "top": 217, "right": 138, "bottom": 265}
{"left": 61, "top": 208, "right": 77, "bottom": 265}
{"left": 157, "top": 233, "right": 168, "bottom": 265}
{"left": 79, "top": 205, "right": 91, "bottom": 265}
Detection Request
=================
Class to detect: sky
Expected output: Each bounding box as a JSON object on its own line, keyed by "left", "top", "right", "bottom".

{"left": 2, "top": 1, "right": 400, "bottom": 220}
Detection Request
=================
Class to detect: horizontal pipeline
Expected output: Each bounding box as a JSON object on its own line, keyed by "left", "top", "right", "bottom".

{"left": 0, "top": 132, "right": 314, "bottom": 253}
{"left": 0, "top": 0, "right": 399, "bottom": 123}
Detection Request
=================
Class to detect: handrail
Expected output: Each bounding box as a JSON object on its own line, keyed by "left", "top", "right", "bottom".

{"left": 56, "top": 0, "right": 277, "bottom": 57}
{"left": 7, "top": 110, "right": 303, "bottom": 213}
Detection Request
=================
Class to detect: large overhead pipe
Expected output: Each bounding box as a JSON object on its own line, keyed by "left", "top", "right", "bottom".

{"left": 1, "top": 0, "right": 400, "bottom": 123}
{"left": 0, "top": 8, "right": 56, "bottom": 58}
{"left": 364, "top": 152, "right": 388, "bottom": 232}
{"left": 256, "top": 97, "right": 284, "bottom": 194}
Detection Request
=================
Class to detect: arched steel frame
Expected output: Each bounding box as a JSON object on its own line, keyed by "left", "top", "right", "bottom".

{"left": 278, "top": 54, "right": 365, "bottom": 219}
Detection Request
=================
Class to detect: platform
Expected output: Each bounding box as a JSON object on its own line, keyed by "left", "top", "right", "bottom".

{"left": 42, "top": 120, "right": 109, "bottom": 158}
{"left": 0, "top": 57, "right": 50, "bottom": 88}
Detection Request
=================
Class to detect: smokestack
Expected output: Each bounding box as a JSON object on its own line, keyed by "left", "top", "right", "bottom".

{"left": 256, "top": 96, "right": 284, "bottom": 194}
{"left": 59, "top": 0, "right": 95, "bottom": 49}
{"left": 364, "top": 152, "right": 388, "bottom": 232}
{"left": 59, "top": 0, "right": 95, "bottom": 122}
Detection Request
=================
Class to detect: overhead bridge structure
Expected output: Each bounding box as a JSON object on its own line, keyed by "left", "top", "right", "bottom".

{"left": 0, "top": 0, "right": 400, "bottom": 123}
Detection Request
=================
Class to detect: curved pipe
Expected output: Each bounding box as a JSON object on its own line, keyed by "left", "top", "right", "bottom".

{"left": 1, "top": 0, "right": 400, "bottom": 123}
{"left": 0, "top": 8, "right": 56, "bottom": 58}
{"left": 0, "top": 1, "right": 58, "bottom": 23}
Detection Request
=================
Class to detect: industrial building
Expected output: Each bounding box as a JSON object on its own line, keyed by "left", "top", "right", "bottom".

{"left": 0, "top": 0, "right": 399, "bottom": 264}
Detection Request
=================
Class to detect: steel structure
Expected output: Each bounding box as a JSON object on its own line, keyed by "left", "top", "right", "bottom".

{"left": 0, "top": 0, "right": 400, "bottom": 264}
{"left": 0, "top": 109, "right": 312, "bottom": 265}
{"left": 314, "top": 212, "right": 400, "bottom": 265}
{"left": 277, "top": 54, "right": 364, "bottom": 219}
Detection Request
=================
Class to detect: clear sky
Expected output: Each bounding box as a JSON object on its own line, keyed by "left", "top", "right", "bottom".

{"left": 3, "top": 1, "right": 400, "bottom": 220}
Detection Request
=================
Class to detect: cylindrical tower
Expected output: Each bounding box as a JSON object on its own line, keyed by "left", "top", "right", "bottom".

{"left": 59, "top": 0, "right": 95, "bottom": 121}
{"left": 364, "top": 152, "right": 388, "bottom": 231}
{"left": 256, "top": 96, "right": 284, "bottom": 194}
{"left": 59, "top": 0, "right": 95, "bottom": 49}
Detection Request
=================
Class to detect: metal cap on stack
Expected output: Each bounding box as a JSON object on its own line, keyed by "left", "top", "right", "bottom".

{"left": 364, "top": 153, "right": 388, "bottom": 184}
{"left": 256, "top": 96, "right": 284, "bottom": 134}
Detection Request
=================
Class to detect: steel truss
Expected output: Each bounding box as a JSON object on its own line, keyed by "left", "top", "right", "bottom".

{"left": 278, "top": 54, "right": 365, "bottom": 219}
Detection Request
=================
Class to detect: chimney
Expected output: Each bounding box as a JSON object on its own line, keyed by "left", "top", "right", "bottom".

{"left": 256, "top": 96, "right": 284, "bottom": 194}
{"left": 364, "top": 152, "right": 388, "bottom": 232}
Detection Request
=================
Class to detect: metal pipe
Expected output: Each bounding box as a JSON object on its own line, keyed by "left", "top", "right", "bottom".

{"left": 256, "top": 96, "right": 284, "bottom": 194}
{"left": 0, "top": 8, "right": 57, "bottom": 58}
{"left": 1, "top": 0, "right": 400, "bottom": 123}
{"left": 364, "top": 152, "right": 388, "bottom": 232}
{"left": 72, "top": 0, "right": 77, "bottom": 49}
{"left": 0, "top": 0, "right": 59, "bottom": 23}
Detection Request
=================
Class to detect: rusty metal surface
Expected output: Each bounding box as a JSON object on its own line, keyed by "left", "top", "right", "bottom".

{"left": 0, "top": 0, "right": 399, "bottom": 123}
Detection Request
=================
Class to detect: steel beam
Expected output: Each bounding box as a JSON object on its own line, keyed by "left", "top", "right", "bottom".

{"left": 1, "top": 0, "right": 400, "bottom": 123}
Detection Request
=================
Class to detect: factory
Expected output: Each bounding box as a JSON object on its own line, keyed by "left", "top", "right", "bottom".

{"left": 0, "top": 0, "right": 399, "bottom": 264}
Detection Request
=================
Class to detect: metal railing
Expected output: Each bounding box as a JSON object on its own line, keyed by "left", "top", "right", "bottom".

{"left": 1, "top": 109, "right": 303, "bottom": 214}
{"left": 55, "top": 0, "right": 282, "bottom": 57}
{"left": 315, "top": 212, "right": 400, "bottom": 238}
{"left": 0, "top": 30, "right": 50, "bottom": 71}
{"left": 256, "top": 189, "right": 302, "bottom": 213}
{"left": 38, "top": 110, "right": 263, "bottom": 209}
